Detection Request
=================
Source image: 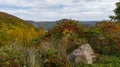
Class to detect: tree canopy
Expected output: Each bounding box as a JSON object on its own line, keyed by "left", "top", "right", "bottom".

{"left": 109, "top": 2, "right": 120, "bottom": 21}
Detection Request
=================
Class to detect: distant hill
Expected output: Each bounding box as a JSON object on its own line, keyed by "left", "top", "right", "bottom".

{"left": 26, "top": 20, "right": 99, "bottom": 29}
{"left": 26, "top": 20, "right": 58, "bottom": 29}
{"left": 80, "top": 21, "right": 100, "bottom": 27}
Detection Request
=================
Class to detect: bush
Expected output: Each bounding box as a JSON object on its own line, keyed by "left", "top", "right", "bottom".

{"left": 87, "top": 21, "right": 120, "bottom": 55}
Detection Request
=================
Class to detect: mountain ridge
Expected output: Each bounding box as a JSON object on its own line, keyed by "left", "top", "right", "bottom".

{"left": 26, "top": 20, "right": 100, "bottom": 29}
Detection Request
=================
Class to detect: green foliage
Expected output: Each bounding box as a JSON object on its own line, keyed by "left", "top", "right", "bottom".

{"left": 109, "top": 2, "right": 120, "bottom": 21}
{"left": 40, "top": 48, "right": 69, "bottom": 67}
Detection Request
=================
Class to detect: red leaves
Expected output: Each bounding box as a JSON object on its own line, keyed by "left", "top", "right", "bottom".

{"left": 102, "top": 22, "right": 119, "bottom": 34}
{"left": 52, "top": 19, "right": 82, "bottom": 34}
{"left": 12, "top": 64, "right": 19, "bottom": 67}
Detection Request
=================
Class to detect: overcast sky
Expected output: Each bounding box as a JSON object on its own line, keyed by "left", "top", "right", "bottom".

{"left": 0, "top": 0, "right": 119, "bottom": 21}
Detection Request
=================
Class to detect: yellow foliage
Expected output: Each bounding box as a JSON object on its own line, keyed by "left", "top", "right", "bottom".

{"left": 1, "top": 25, "right": 38, "bottom": 43}
{"left": 25, "top": 28, "right": 38, "bottom": 42}
{"left": 37, "top": 29, "right": 46, "bottom": 36}
{"left": 62, "top": 29, "right": 70, "bottom": 36}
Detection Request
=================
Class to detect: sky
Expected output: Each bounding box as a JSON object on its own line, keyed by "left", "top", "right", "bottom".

{"left": 0, "top": 0, "right": 119, "bottom": 21}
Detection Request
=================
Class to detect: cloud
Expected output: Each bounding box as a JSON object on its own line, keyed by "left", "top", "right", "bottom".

{"left": 0, "top": 0, "right": 119, "bottom": 21}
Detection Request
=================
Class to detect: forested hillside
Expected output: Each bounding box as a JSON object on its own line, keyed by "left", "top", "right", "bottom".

{"left": 0, "top": 12, "right": 39, "bottom": 45}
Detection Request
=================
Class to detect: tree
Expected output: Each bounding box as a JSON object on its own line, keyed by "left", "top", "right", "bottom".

{"left": 109, "top": 16, "right": 117, "bottom": 21}
{"left": 109, "top": 2, "right": 120, "bottom": 21}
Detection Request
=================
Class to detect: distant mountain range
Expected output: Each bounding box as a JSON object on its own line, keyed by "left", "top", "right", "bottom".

{"left": 80, "top": 21, "right": 100, "bottom": 26}
{"left": 0, "top": 11, "right": 100, "bottom": 30}
{"left": 26, "top": 20, "right": 100, "bottom": 29}
{"left": 26, "top": 20, "right": 58, "bottom": 29}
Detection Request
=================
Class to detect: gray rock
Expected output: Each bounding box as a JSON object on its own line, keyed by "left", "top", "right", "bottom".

{"left": 68, "top": 43, "right": 95, "bottom": 64}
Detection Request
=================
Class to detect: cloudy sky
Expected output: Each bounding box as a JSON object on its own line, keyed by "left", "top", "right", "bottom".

{"left": 0, "top": 0, "right": 119, "bottom": 21}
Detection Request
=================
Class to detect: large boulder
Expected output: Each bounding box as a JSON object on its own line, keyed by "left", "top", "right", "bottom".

{"left": 68, "top": 43, "right": 95, "bottom": 64}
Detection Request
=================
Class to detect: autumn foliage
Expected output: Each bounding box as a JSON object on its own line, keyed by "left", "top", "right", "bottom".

{"left": 1, "top": 11, "right": 120, "bottom": 67}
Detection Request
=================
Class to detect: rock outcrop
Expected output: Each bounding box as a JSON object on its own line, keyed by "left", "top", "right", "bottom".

{"left": 68, "top": 43, "right": 95, "bottom": 64}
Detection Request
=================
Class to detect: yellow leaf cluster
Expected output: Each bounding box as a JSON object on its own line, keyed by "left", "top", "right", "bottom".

{"left": 62, "top": 29, "right": 70, "bottom": 36}
{"left": 37, "top": 29, "right": 46, "bottom": 36}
